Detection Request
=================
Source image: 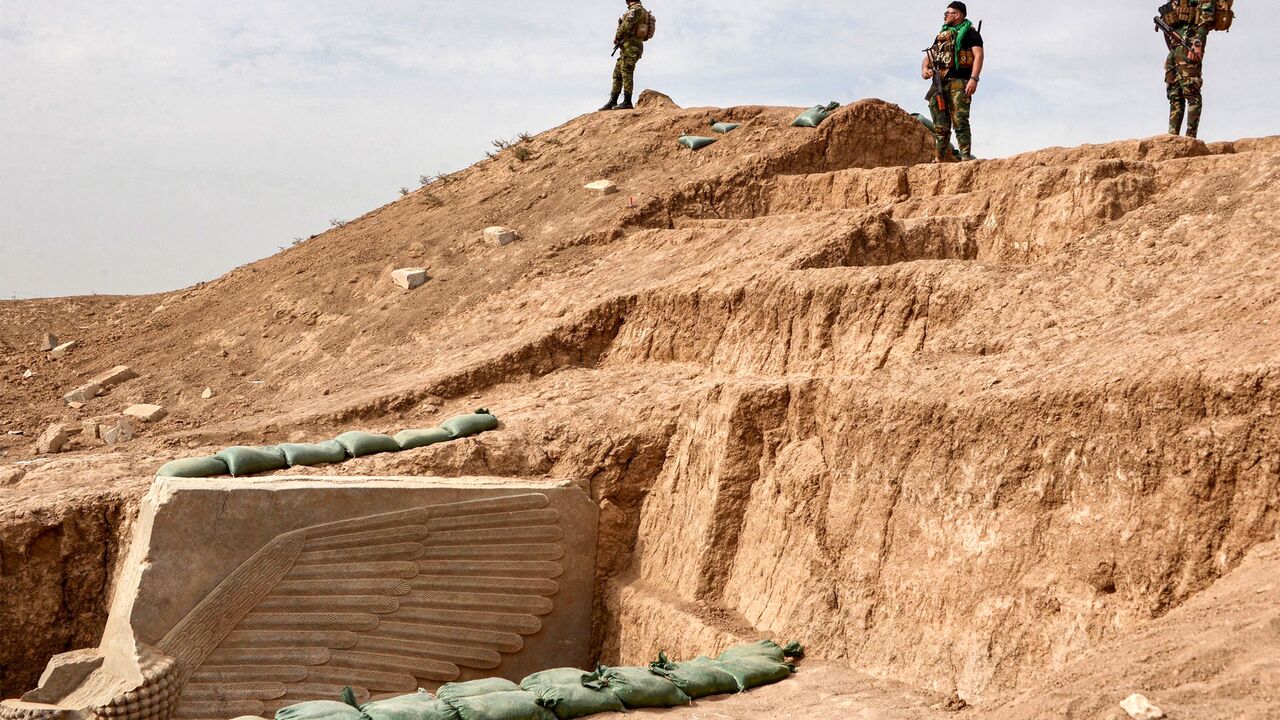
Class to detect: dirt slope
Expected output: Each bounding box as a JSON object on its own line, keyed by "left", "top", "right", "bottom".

{"left": 2, "top": 96, "right": 1277, "bottom": 718}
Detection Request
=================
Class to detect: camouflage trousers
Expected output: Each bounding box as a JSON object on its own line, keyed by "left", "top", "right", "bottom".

{"left": 1166, "top": 44, "right": 1205, "bottom": 138}
{"left": 929, "top": 78, "right": 973, "bottom": 158}
{"left": 611, "top": 39, "right": 644, "bottom": 95}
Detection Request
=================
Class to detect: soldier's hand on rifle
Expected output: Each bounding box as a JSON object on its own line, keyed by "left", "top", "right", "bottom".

{"left": 1188, "top": 43, "right": 1203, "bottom": 62}
{"left": 922, "top": 66, "right": 934, "bottom": 80}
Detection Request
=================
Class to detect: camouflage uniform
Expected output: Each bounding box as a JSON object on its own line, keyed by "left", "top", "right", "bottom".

{"left": 611, "top": 2, "right": 647, "bottom": 96}
{"left": 926, "top": 21, "right": 983, "bottom": 160}
{"left": 1164, "top": 0, "right": 1217, "bottom": 138}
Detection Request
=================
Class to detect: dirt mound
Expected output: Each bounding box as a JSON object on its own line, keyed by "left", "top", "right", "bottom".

{"left": 2, "top": 96, "right": 1277, "bottom": 719}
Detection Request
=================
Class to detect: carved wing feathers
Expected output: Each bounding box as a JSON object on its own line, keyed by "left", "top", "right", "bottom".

{"left": 169, "top": 494, "right": 563, "bottom": 720}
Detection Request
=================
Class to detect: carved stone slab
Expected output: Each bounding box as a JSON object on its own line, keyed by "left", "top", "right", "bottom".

{"left": 3, "top": 477, "right": 597, "bottom": 720}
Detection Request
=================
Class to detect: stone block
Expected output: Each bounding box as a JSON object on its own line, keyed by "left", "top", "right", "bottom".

{"left": 82, "top": 420, "right": 102, "bottom": 440}
{"left": 50, "top": 341, "right": 78, "bottom": 359}
{"left": 63, "top": 383, "right": 101, "bottom": 405}
{"left": 91, "top": 365, "right": 138, "bottom": 390}
{"left": 40, "top": 334, "right": 59, "bottom": 351}
{"left": 584, "top": 180, "right": 618, "bottom": 195}
{"left": 1120, "top": 694, "right": 1165, "bottom": 720}
{"left": 102, "top": 418, "right": 135, "bottom": 445}
{"left": 123, "top": 404, "right": 167, "bottom": 423}
{"left": 1, "top": 477, "right": 597, "bottom": 720}
{"left": 201, "top": 387, "right": 215, "bottom": 399}
{"left": 484, "top": 226, "right": 519, "bottom": 246}
{"left": 36, "top": 425, "right": 71, "bottom": 454}
{"left": 391, "top": 267, "right": 428, "bottom": 291}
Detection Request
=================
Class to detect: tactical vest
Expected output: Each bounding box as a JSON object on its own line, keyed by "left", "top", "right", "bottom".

{"left": 619, "top": 4, "right": 652, "bottom": 41}
{"left": 1160, "top": 0, "right": 1231, "bottom": 30}
{"left": 928, "top": 26, "right": 975, "bottom": 71}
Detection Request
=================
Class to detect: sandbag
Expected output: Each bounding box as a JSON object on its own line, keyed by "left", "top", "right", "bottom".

{"left": 716, "top": 655, "right": 795, "bottom": 691}
{"left": 279, "top": 441, "right": 348, "bottom": 467}
{"left": 215, "top": 445, "right": 288, "bottom": 476}
{"left": 274, "top": 701, "right": 362, "bottom": 720}
{"left": 521, "top": 668, "right": 623, "bottom": 719}
{"left": 436, "top": 678, "right": 521, "bottom": 702}
{"left": 360, "top": 690, "right": 459, "bottom": 720}
{"left": 648, "top": 654, "right": 739, "bottom": 698}
{"left": 394, "top": 427, "right": 453, "bottom": 451}
{"left": 709, "top": 121, "right": 741, "bottom": 133}
{"left": 792, "top": 101, "right": 841, "bottom": 128}
{"left": 911, "top": 112, "right": 935, "bottom": 130}
{"left": 334, "top": 431, "right": 402, "bottom": 458}
{"left": 678, "top": 135, "right": 717, "bottom": 150}
{"left": 440, "top": 410, "right": 499, "bottom": 439}
{"left": 156, "top": 455, "right": 228, "bottom": 478}
{"left": 717, "top": 639, "right": 804, "bottom": 663}
{"left": 599, "top": 666, "right": 690, "bottom": 709}
{"left": 445, "top": 691, "right": 556, "bottom": 720}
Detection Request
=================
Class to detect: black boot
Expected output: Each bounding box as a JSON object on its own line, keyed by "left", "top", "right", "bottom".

{"left": 613, "top": 92, "right": 634, "bottom": 110}
{"left": 599, "top": 93, "right": 619, "bottom": 111}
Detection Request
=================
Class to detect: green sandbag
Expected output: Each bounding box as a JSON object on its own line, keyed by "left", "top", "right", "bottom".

{"left": 792, "top": 101, "right": 841, "bottom": 128}
{"left": 440, "top": 409, "right": 499, "bottom": 439}
{"left": 361, "top": 690, "right": 460, "bottom": 720}
{"left": 334, "top": 431, "right": 402, "bottom": 458}
{"left": 394, "top": 427, "right": 454, "bottom": 451}
{"left": 709, "top": 120, "right": 741, "bottom": 133}
{"left": 599, "top": 666, "right": 690, "bottom": 709}
{"left": 717, "top": 639, "right": 805, "bottom": 663}
{"left": 215, "top": 445, "right": 288, "bottom": 476}
{"left": 911, "top": 112, "right": 936, "bottom": 130}
{"left": 445, "top": 691, "right": 556, "bottom": 720}
{"left": 156, "top": 456, "right": 228, "bottom": 478}
{"left": 648, "top": 654, "right": 740, "bottom": 698}
{"left": 436, "top": 678, "right": 521, "bottom": 702}
{"left": 280, "top": 441, "right": 348, "bottom": 467}
{"left": 275, "top": 701, "right": 363, "bottom": 720}
{"left": 678, "top": 135, "right": 717, "bottom": 150}
{"left": 521, "top": 668, "right": 623, "bottom": 719}
{"left": 716, "top": 655, "right": 796, "bottom": 691}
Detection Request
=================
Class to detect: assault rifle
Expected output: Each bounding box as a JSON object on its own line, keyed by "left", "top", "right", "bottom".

{"left": 1154, "top": 15, "right": 1196, "bottom": 52}
{"left": 924, "top": 20, "right": 982, "bottom": 113}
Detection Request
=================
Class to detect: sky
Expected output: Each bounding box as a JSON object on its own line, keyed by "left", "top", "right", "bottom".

{"left": 0, "top": 1, "right": 1268, "bottom": 299}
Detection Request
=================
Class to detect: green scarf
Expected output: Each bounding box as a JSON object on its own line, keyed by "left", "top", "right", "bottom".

{"left": 940, "top": 19, "right": 974, "bottom": 68}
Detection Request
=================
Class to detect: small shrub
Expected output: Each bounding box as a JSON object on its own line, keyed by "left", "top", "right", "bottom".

{"left": 517, "top": 131, "right": 534, "bottom": 143}
{"left": 422, "top": 193, "right": 443, "bottom": 207}
{"left": 491, "top": 138, "right": 511, "bottom": 150}
{"left": 399, "top": 187, "right": 411, "bottom": 196}
{"left": 419, "top": 174, "right": 433, "bottom": 186}
{"left": 329, "top": 218, "right": 349, "bottom": 228}
{"left": 511, "top": 145, "right": 532, "bottom": 162}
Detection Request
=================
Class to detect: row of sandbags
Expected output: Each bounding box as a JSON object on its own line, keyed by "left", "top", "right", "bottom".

{"left": 276, "top": 640, "right": 804, "bottom": 720}
{"left": 678, "top": 102, "right": 843, "bottom": 151}
{"left": 156, "top": 410, "right": 500, "bottom": 478}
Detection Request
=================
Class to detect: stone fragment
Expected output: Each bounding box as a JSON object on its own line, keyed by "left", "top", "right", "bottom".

{"left": 584, "top": 180, "right": 618, "bottom": 195}
{"left": 41, "top": 334, "right": 59, "bottom": 351}
{"left": 391, "top": 267, "right": 428, "bottom": 291}
{"left": 91, "top": 365, "right": 139, "bottom": 390}
{"left": 82, "top": 420, "right": 102, "bottom": 440}
{"left": 50, "top": 341, "right": 78, "bottom": 359}
{"left": 0, "top": 467, "right": 25, "bottom": 486}
{"left": 202, "top": 387, "right": 215, "bottom": 399}
{"left": 68, "top": 402, "right": 85, "bottom": 410}
{"left": 23, "top": 369, "right": 34, "bottom": 379}
{"left": 63, "top": 383, "right": 102, "bottom": 405}
{"left": 123, "top": 404, "right": 167, "bottom": 423}
{"left": 1120, "top": 694, "right": 1165, "bottom": 720}
{"left": 37, "top": 424, "right": 71, "bottom": 454}
{"left": 102, "top": 418, "right": 135, "bottom": 446}
{"left": 484, "top": 227, "right": 519, "bottom": 246}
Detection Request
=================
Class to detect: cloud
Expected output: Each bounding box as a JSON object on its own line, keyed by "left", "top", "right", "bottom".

{"left": 0, "top": 1, "right": 1270, "bottom": 298}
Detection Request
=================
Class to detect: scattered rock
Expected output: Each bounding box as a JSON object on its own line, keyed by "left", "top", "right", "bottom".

{"left": 1120, "top": 694, "right": 1165, "bottom": 720}
{"left": 23, "top": 369, "right": 34, "bottom": 379}
{"left": 82, "top": 420, "right": 102, "bottom": 439}
{"left": 0, "top": 466, "right": 25, "bottom": 486}
{"left": 202, "top": 387, "right": 215, "bottom": 399}
{"left": 49, "top": 341, "right": 78, "bottom": 359}
{"left": 102, "top": 418, "right": 135, "bottom": 446}
{"left": 62, "top": 383, "right": 102, "bottom": 405}
{"left": 7, "top": 431, "right": 23, "bottom": 436}
{"left": 584, "top": 180, "right": 619, "bottom": 195}
{"left": 123, "top": 404, "right": 167, "bottom": 423}
{"left": 484, "top": 226, "right": 520, "bottom": 246}
{"left": 391, "top": 267, "right": 428, "bottom": 291}
{"left": 40, "top": 333, "right": 59, "bottom": 351}
{"left": 68, "top": 402, "right": 85, "bottom": 410}
{"left": 36, "top": 424, "right": 71, "bottom": 454}
{"left": 91, "top": 365, "right": 139, "bottom": 390}
{"left": 942, "top": 691, "right": 968, "bottom": 712}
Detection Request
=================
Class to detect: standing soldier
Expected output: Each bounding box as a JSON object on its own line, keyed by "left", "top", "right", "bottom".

{"left": 1160, "top": 0, "right": 1217, "bottom": 138}
{"left": 922, "top": 2, "right": 985, "bottom": 162}
{"left": 599, "top": 0, "right": 651, "bottom": 111}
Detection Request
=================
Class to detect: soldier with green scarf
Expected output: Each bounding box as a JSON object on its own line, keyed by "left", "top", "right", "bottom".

{"left": 922, "top": 1, "right": 985, "bottom": 162}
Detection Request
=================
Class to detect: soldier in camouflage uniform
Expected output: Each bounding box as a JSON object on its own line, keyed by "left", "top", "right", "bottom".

{"left": 923, "top": 2, "right": 985, "bottom": 162}
{"left": 599, "top": 0, "right": 649, "bottom": 111}
{"left": 1162, "top": 0, "right": 1217, "bottom": 138}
